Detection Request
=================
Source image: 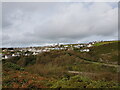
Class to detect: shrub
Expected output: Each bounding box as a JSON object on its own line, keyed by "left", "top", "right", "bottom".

{"left": 51, "top": 75, "right": 119, "bottom": 88}
{"left": 3, "top": 62, "right": 24, "bottom": 71}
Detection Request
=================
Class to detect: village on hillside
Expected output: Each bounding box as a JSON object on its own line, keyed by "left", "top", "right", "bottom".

{"left": 1, "top": 41, "right": 98, "bottom": 60}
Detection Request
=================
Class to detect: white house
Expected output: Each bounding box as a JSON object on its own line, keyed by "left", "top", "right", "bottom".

{"left": 5, "top": 55, "right": 8, "bottom": 59}
{"left": 60, "top": 47, "right": 64, "bottom": 50}
{"left": 87, "top": 44, "right": 92, "bottom": 47}
{"left": 80, "top": 49, "right": 90, "bottom": 52}
{"left": 74, "top": 45, "right": 80, "bottom": 48}
{"left": 64, "top": 46, "right": 68, "bottom": 48}
{"left": 42, "top": 49, "right": 48, "bottom": 52}
{"left": 19, "top": 50, "right": 23, "bottom": 52}
{"left": 4, "top": 55, "right": 11, "bottom": 59}
{"left": 25, "top": 54, "right": 28, "bottom": 56}
{"left": 92, "top": 42, "right": 95, "bottom": 44}
{"left": 36, "top": 50, "right": 42, "bottom": 53}
{"left": 12, "top": 54, "right": 17, "bottom": 57}
{"left": 80, "top": 45, "right": 84, "bottom": 47}
{"left": 33, "top": 52, "right": 38, "bottom": 55}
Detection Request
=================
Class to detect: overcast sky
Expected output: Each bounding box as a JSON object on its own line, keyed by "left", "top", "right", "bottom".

{"left": 2, "top": 2, "right": 118, "bottom": 47}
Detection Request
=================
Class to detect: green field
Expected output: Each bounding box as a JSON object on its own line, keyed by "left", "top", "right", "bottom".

{"left": 93, "top": 40, "right": 119, "bottom": 46}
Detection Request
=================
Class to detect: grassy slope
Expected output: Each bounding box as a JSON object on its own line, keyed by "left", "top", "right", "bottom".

{"left": 2, "top": 41, "right": 119, "bottom": 88}
{"left": 93, "top": 40, "right": 119, "bottom": 46}
{"left": 74, "top": 41, "right": 119, "bottom": 64}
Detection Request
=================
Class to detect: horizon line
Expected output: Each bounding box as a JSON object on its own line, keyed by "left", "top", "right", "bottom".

{"left": 1, "top": 40, "right": 119, "bottom": 48}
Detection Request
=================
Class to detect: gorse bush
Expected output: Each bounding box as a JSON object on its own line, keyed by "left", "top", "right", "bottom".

{"left": 3, "top": 56, "right": 20, "bottom": 64}
{"left": 25, "top": 63, "right": 67, "bottom": 78}
{"left": 51, "top": 75, "right": 119, "bottom": 88}
{"left": 3, "top": 62, "right": 24, "bottom": 71}
{"left": 17, "top": 55, "right": 36, "bottom": 67}
{"left": 2, "top": 70, "right": 48, "bottom": 88}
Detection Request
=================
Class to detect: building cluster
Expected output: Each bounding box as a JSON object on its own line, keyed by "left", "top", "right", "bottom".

{"left": 1, "top": 42, "right": 96, "bottom": 59}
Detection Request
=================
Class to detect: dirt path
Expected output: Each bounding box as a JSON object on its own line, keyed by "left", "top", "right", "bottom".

{"left": 68, "top": 71, "right": 92, "bottom": 74}
{"left": 67, "top": 52, "right": 119, "bottom": 68}
{"left": 68, "top": 71, "right": 98, "bottom": 76}
{"left": 73, "top": 54, "right": 119, "bottom": 68}
{"left": 99, "top": 63, "right": 119, "bottom": 68}
{"left": 87, "top": 61, "right": 119, "bottom": 68}
{"left": 68, "top": 70, "right": 119, "bottom": 76}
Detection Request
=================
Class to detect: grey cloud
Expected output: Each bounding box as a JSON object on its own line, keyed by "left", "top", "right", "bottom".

{"left": 2, "top": 2, "right": 118, "bottom": 47}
